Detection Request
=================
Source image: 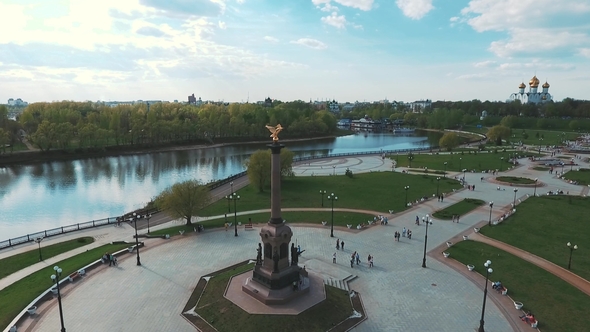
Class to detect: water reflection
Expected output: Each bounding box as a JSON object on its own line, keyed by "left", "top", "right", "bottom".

{"left": 0, "top": 132, "right": 441, "bottom": 240}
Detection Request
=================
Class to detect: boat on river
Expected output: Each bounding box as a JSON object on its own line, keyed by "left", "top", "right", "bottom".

{"left": 393, "top": 127, "right": 415, "bottom": 134}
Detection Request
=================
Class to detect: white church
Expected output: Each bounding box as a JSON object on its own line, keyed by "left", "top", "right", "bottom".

{"left": 510, "top": 75, "right": 553, "bottom": 104}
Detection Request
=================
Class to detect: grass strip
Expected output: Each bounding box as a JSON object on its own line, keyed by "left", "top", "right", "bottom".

{"left": 563, "top": 168, "right": 590, "bottom": 185}
{"left": 0, "top": 243, "right": 130, "bottom": 329}
{"left": 447, "top": 241, "right": 590, "bottom": 332}
{"left": 495, "top": 176, "right": 536, "bottom": 184}
{"left": 150, "top": 211, "right": 376, "bottom": 237}
{"left": 480, "top": 195, "right": 590, "bottom": 281}
{"left": 432, "top": 198, "right": 485, "bottom": 219}
{"left": 0, "top": 237, "right": 94, "bottom": 279}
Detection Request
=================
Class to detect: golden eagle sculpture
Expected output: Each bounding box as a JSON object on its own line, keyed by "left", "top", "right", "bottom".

{"left": 265, "top": 124, "right": 283, "bottom": 142}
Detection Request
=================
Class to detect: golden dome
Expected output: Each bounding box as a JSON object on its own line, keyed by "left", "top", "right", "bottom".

{"left": 529, "top": 75, "right": 540, "bottom": 87}
{"left": 519, "top": 82, "right": 526, "bottom": 89}
{"left": 542, "top": 81, "right": 550, "bottom": 88}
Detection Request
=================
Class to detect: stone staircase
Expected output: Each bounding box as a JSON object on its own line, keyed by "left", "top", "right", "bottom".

{"left": 323, "top": 275, "right": 357, "bottom": 291}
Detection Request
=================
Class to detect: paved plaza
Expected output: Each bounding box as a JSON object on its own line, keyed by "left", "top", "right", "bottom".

{"left": 3, "top": 151, "right": 588, "bottom": 332}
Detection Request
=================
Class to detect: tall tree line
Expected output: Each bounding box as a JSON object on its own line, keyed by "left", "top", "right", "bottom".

{"left": 17, "top": 101, "right": 338, "bottom": 152}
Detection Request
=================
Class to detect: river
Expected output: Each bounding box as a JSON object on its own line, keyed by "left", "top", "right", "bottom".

{"left": 0, "top": 131, "right": 441, "bottom": 240}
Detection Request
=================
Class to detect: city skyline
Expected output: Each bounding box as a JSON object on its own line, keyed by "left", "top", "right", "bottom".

{"left": 0, "top": 0, "right": 589, "bottom": 104}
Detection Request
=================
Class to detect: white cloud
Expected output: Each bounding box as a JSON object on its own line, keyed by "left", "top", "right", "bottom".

{"left": 218, "top": 21, "right": 226, "bottom": 29}
{"left": 497, "top": 61, "right": 576, "bottom": 71}
{"left": 264, "top": 36, "right": 279, "bottom": 43}
{"left": 474, "top": 60, "right": 496, "bottom": 68}
{"left": 395, "top": 0, "right": 434, "bottom": 20}
{"left": 312, "top": 0, "right": 373, "bottom": 11}
{"left": 290, "top": 38, "right": 327, "bottom": 50}
{"left": 579, "top": 48, "right": 590, "bottom": 58}
{"left": 459, "top": 0, "right": 590, "bottom": 58}
{"left": 321, "top": 12, "right": 347, "bottom": 29}
{"left": 489, "top": 28, "right": 589, "bottom": 57}
{"left": 320, "top": 3, "right": 339, "bottom": 12}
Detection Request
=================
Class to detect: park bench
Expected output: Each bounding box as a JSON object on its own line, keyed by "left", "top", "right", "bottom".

{"left": 245, "top": 223, "right": 254, "bottom": 230}
{"left": 68, "top": 271, "right": 81, "bottom": 282}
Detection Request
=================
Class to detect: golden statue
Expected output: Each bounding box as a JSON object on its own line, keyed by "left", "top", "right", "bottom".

{"left": 265, "top": 124, "right": 283, "bottom": 141}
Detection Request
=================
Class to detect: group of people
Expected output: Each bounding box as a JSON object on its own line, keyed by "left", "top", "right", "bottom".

{"left": 102, "top": 252, "right": 117, "bottom": 266}
{"left": 519, "top": 312, "right": 535, "bottom": 324}
{"left": 394, "top": 228, "right": 411, "bottom": 241}
{"left": 331, "top": 239, "right": 374, "bottom": 268}
{"left": 451, "top": 215, "right": 460, "bottom": 223}
{"left": 466, "top": 184, "right": 475, "bottom": 191}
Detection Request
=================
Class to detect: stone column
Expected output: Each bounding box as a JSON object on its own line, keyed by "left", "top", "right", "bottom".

{"left": 267, "top": 142, "right": 284, "bottom": 225}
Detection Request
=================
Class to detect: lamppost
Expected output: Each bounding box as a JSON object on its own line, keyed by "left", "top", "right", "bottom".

{"left": 320, "top": 190, "right": 326, "bottom": 207}
{"left": 443, "top": 162, "right": 448, "bottom": 178}
{"left": 571, "top": 158, "right": 574, "bottom": 171}
{"left": 227, "top": 181, "right": 234, "bottom": 213}
{"left": 408, "top": 154, "right": 414, "bottom": 168}
{"left": 538, "top": 138, "right": 543, "bottom": 154}
{"left": 228, "top": 193, "right": 240, "bottom": 237}
{"left": 459, "top": 157, "right": 462, "bottom": 171}
{"left": 35, "top": 237, "right": 44, "bottom": 261}
{"left": 404, "top": 186, "right": 410, "bottom": 208}
{"left": 133, "top": 212, "right": 141, "bottom": 266}
{"left": 146, "top": 213, "right": 152, "bottom": 234}
{"left": 436, "top": 177, "right": 441, "bottom": 197}
{"left": 533, "top": 178, "right": 538, "bottom": 196}
{"left": 478, "top": 260, "right": 493, "bottom": 332}
{"left": 513, "top": 188, "right": 518, "bottom": 207}
{"left": 566, "top": 242, "right": 578, "bottom": 270}
{"left": 499, "top": 157, "right": 504, "bottom": 172}
{"left": 328, "top": 193, "right": 338, "bottom": 237}
{"left": 488, "top": 202, "right": 494, "bottom": 226}
{"left": 462, "top": 168, "right": 467, "bottom": 182}
{"left": 332, "top": 165, "right": 336, "bottom": 175}
{"left": 50, "top": 265, "right": 66, "bottom": 332}
{"left": 421, "top": 214, "right": 432, "bottom": 268}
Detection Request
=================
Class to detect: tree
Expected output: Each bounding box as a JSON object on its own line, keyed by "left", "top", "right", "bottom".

{"left": 245, "top": 148, "right": 294, "bottom": 192}
{"left": 486, "top": 125, "right": 511, "bottom": 146}
{"left": 154, "top": 180, "right": 211, "bottom": 225}
{"left": 439, "top": 132, "right": 460, "bottom": 151}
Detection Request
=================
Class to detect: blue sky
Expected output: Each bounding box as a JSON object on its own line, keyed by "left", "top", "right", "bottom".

{"left": 0, "top": 0, "right": 589, "bottom": 104}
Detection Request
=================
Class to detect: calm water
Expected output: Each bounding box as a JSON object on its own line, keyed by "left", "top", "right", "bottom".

{"left": 0, "top": 131, "right": 440, "bottom": 240}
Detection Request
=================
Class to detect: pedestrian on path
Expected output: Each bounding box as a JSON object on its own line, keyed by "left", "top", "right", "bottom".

{"left": 356, "top": 252, "right": 360, "bottom": 265}
{"left": 350, "top": 253, "right": 355, "bottom": 268}
{"left": 402, "top": 227, "right": 407, "bottom": 237}
{"left": 370, "top": 255, "right": 374, "bottom": 268}
{"left": 341, "top": 241, "right": 345, "bottom": 251}
{"left": 336, "top": 239, "right": 340, "bottom": 250}
{"left": 456, "top": 215, "right": 460, "bottom": 223}
{"left": 407, "top": 230, "right": 412, "bottom": 239}
{"left": 333, "top": 252, "right": 336, "bottom": 264}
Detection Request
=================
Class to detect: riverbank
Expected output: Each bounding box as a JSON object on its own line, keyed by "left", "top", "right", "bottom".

{"left": 0, "top": 131, "right": 352, "bottom": 166}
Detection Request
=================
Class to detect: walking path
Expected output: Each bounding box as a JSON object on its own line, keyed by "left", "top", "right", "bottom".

{"left": 2, "top": 149, "right": 589, "bottom": 332}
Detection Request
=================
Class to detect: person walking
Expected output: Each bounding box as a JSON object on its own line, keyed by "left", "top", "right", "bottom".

{"left": 369, "top": 255, "right": 374, "bottom": 268}
{"left": 336, "top": 239, "right": 340, "bottom": 250}
{"left": 456, "top": 215, "right": 460, "bottom": 223}
{"left": 333, "top": 252, "right": 337, "bottom": 264}
{"left": 356, "top": 252, "right": 360, "bottom": 265}
{"left": 341, "top": 240, "right": 345, "bottom": 251}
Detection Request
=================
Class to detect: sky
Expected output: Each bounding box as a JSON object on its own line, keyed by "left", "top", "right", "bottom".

{"left": 0, "top": 0, "right": 589, "bottom": 104}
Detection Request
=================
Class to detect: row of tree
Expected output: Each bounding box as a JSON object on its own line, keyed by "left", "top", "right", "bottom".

{"left": 16, "top": 101, "right": 338, "bottom": 152}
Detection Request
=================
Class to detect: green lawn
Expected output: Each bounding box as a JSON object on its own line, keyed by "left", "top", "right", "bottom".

{"left": 150, "top": 211, "right": 377, "bottom": 237}
{"left": 195, "top": 265, "right": 352, "bottom": 332}
{"left": 480, "top": 196, "right": 590, "bottom": 281}
{"left": 514, "top": 130, "right": 580, "bottom": 146}
{"left": 563, "top": 168, "right": 590, "bottom": 185}
{"left": 0, "top": 243, "right": 130, "bottom": 329}
{"left": 495, "top": 176, "right": 536, "bottom": 185}
{"left": 447, "top": 241, "right": 590, "bottom": 332}
{"left": 432, "top": 199, "right": 485, "bottom": 219}
{"left": 0, "top": 237, "right": 94, "bottom": 279}
{"left": 198, "top": 172, "right": 462, "bottom": 216}
{"left": 391, "top": 151, "right": 539, "bottom": 172}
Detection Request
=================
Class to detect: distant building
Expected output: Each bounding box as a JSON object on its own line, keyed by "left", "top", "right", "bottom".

{"left": 328, "top": 100, "right": 340, "bottom": 113}
{"left": 351, "top": 115, "right": 382, "bottom": 132}
{"left": 264, "top": 97, "right": 273, "bottom": 107}
{"left": 188, "top": 94, "right": 196, "bottom": 104}
{"left": 510, "top": 75, "right": 553, "bottom": 104}
{"left": 342, "top": 102, "right": 355, "bottom": 111}
{"left": 411, "top": 99, "right": 431, "bottom": 113}
{"left": 7, "top": 98, "right": 28, "bottom": 106}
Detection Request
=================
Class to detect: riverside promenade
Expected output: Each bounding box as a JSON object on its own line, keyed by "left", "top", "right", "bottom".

{"left": 2, "top": 151, "right": 587, "bottom": 332}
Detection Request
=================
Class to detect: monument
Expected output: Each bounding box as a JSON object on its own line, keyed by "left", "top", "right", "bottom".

{"left": 242, "top": 124, "right": 310, "bottom": 304}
